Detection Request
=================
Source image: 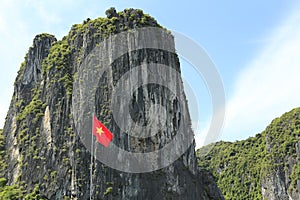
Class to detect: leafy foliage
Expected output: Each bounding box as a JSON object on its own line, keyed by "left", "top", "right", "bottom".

{"left": 69, "top": 8, "right": 162, "bottom": 44}
{"left": 42, "top": 38, "right": 72, "bottom": 97}
{"left": 290, "top": 164, "right": 300, "bottom": 192}
{"left": 0, "top": 130, "right": 25, "bottom": 199}
{"left": 197, "top": 108, "right": 300, "bottom": 199}
{"left": 35, "top": 33, "right": 55, "bottom": 42}
{"left": 0, "top": 179, "right": 24, "bottom": 200}
{"left": 0, "top": 179, "right": 44, "bottom": 200}
{"left": 198, "top": 138, "right": 264, "bottom": 199}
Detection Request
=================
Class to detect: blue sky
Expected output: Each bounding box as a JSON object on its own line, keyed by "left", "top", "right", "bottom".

{"left": 1, "top": 0, "right": 300, "bottom": 148}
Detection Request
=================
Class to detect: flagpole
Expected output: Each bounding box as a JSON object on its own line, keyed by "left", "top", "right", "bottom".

{"left": 90, "top": 112, "right": 94, "bottom": 200}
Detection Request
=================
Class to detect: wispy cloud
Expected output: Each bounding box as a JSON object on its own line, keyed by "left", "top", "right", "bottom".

{"left": 223, "top": 9, "right": 300, "bottom": 141}
{"left": 194, "top": 120, "right": 210, "bottom": 149}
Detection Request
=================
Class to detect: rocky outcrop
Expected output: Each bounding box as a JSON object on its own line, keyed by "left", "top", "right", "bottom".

{"left": 2, "top": 8, "right": 223, "bottom": 199}
{"left": 198, "top": 108, "right": 300, "bottom": 200}
{"left": 21, "top": 34, "right": 57, "bottom": 86}
{"left": 261, "top": 170, "right": 290, "bottom": 200}
{"left": 261, "top": 111, "right": 300, "bottom": 200}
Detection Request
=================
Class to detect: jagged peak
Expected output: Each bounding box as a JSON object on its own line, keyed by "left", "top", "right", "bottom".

{"left": 69, "top": 8, "right": 162, "bottom": 39}
{"left": 33, "top": 33, "right": 56, "bottom": 44}
{"left": 15, "top": 33, "right": 57, "bottom": 86}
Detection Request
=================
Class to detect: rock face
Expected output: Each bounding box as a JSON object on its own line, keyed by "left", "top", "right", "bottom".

{"left": 261, "top": 109, "right": 300, "bottom": 200}
{"left": 2, "top": 8, "right": 223, "bottom": 199}
{"left": 198, "top": 108, "right": 300, "bottom": 200}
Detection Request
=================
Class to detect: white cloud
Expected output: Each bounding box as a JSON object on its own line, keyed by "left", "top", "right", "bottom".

{"left": 193, "top": 120, "right": 209, "bottom": 149}
{"left": 223, "top": 9, "right": 300, "bottom": 141}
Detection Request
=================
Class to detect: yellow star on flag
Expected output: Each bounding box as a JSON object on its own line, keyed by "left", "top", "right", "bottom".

{"left": 93, "top": 115, "right": 114, "bottom": 147}
{"left": 96, "top": 127, "right": 104, "bottom": 136}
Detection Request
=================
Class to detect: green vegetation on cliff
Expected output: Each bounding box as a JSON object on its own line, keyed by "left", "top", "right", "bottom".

{"left": 197, "top": 108, "right": 300, "bottom": 199}
{"left": 69, "top": 7, "right": 161, "bottom": 41}
{"left": 1, "top": 8, "right": 174, "bottom": 199}
{"left": 198, "top": 138, "right": 264, "bottom": 199}
{"left": 0, "top": 130, "right": 43, "bottom": 199}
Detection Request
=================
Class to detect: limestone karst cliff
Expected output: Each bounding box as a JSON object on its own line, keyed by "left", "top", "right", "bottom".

{"left": 1, "top": 8, "right": 223, "bottom": 199}
{"left": 198, "top": 108, "right": 300, "bottom": 200}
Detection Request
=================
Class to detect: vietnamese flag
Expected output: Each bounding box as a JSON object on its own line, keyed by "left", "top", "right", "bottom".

{"left": 92, "top": 115, "right": 114, "bottom": 147}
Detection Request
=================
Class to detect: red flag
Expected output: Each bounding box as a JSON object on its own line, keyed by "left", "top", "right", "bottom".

{"left": 92, "top": 115, "right": 113, "bottom": 147}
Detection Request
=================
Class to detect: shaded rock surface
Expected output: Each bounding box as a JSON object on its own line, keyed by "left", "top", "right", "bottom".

{"left": 2, "top": 8, "right": 223, "bottom": 199}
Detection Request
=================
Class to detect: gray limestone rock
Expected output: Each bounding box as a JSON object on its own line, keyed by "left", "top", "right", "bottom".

{"left": 2, "top": 8, "right": 223, "bottom": 200}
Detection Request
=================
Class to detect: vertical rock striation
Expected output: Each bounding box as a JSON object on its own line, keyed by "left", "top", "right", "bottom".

{"left": 2, "top": 8, "right": 223, "bottom": 199}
